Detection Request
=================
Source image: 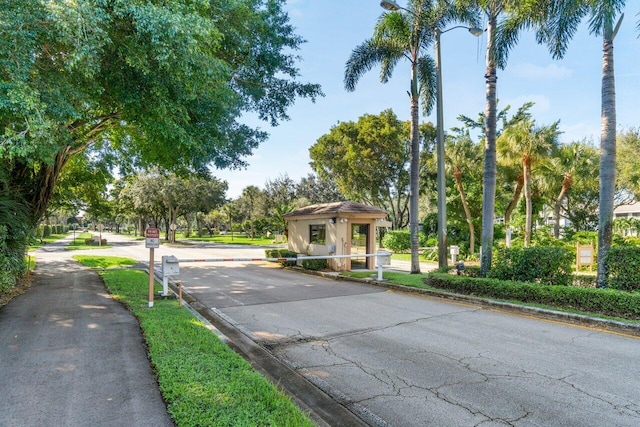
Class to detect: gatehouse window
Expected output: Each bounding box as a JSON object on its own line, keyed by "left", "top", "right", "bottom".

{"left": 310, "top": 224, "right": 326, "bottom": 244}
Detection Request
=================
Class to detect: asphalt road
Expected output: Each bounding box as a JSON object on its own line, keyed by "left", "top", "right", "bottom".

{"left": 92, "top": 234, "right": 640, "bottom": 426}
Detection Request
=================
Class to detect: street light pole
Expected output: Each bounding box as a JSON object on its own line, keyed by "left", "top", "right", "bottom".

{"left": 435, "top": 27, "right": 447, "bottom": 269}
{"left": 380, "top": 1, "right": 481, "bottom": 270}
{"left": 435, "top": 25, "right": 482, "bottom": 269}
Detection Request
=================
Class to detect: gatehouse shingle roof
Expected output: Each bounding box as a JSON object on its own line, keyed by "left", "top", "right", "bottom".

{"left": 283, "top": 201, "right": 387, "bottom": 218}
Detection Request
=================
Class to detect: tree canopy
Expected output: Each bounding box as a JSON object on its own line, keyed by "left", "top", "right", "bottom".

{"left": 0, "top": 0, "right": 322, "bottom": 225}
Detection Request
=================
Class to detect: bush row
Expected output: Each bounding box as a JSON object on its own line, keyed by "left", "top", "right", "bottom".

{"left": 381, "top": 230, "right": 434, "bottom": 253}
{"left": 489, "top": 246, "right": 574, "bottom": 286}
{"left": 487, "top": 245, "right": 640, "bottom": 292}
{"left": 264, "top": 249, "right": 297, "bottom": 267}
{"left": 425, "top": 273, "right": 640, "bottom": 320}
{"left": 84, "top": 238, "right": 108, "bottom": 246}
{"left": 604, "top": 247, "right": 640, "bottom": 292}
{"left": 0, "top": 225, "right": 27, "bottom": 293}
{"left": 263, "top": 249, "right": 329, "bottom": 271}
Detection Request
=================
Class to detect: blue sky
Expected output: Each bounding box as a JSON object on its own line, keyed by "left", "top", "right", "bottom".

{"left": 215, "top": 1, "right": 640, "bottom": 198}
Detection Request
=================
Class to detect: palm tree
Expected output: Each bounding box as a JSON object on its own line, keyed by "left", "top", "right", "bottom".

{"left": 498, "top": 119, "right": 559, "bottom": 246}
{"left": 446, "top": 130, "right": 482, "bottom": 254}
{"left": 544, "top": 141, "right": 598, "bottom": 239}
{"left": 345, "top": 0, "right": 476, "bottom": 273}
{"left": 453, "top": 0, "right": 561, "bottom": 275}
{"left": 521, "top": 0, "right": 626, "bottom": 286}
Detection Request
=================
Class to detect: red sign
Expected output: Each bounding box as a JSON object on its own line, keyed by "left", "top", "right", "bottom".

{"left": 145, "top": 228, "right": 160, "bottom": 239}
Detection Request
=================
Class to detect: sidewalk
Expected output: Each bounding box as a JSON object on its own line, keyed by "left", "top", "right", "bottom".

{"left": 0, "top": 236, "right": 173, "bottom": 427}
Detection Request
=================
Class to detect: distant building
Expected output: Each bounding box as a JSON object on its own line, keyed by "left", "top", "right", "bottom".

{"left": 613, "top": 201, "right": 640, "bottom": 219}
{"left": 283, "top": 201, "right": 387, "bottom": 271}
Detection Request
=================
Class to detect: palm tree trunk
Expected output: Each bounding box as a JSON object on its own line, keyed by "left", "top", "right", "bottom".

{"left": 409, "top": 59, "right": 421, "bottom": 274}
{"left": 480, "top": 12, "right": 498, "bottom": 276}
{"left": 596, "top": 28, "right": 617, "bottom": 288}
{"left": 454, "top": 168, "right": 475, "bottom": 254}
{"left": 553, "top": 174, "right": 572, "bottom": 239}
{"left": 523, "top": 158, "right": 532, "bottom": 247}
{"left": 504, "top": 174, "right": 524, "bottom": 225}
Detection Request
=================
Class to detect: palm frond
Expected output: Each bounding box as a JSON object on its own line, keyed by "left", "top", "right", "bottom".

{"left": 534, "top": 0, "right": 587, "bottom": 59}
{"left": 344, "top": 40, "right": 382, "bottom": 91}
{"left": 417, "top": 55, "right": 437, "bottom": 115}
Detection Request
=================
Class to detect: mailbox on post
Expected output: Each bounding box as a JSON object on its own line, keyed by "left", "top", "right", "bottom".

{"left": 450, "top": 245, "right": 460, "bottom": 263}
{"left": 377, "top": 250, "right": 392, "bottom": 267}
{"left": 161, "top": 255, "right": 180, "bottom": 297}
{"left": 162, "top": 255, "right": 180, "bottom": 276}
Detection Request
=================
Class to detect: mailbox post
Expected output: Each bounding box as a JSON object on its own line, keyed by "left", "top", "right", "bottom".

{"left": 450, "top": 245, "right": 460, "bottom": 263}
{"left": 161, "top": 255, "right": 180, "bottom": 297}
{"left": 376, "top": 250, "right": 392, "bottom": 281}
{"left": 145, "top": 227, "right": 160, "bottom": 307}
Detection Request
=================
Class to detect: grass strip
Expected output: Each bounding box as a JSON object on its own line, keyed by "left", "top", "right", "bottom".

{"left": 72, "top": 255, "right": 138, "bottom": 269}
{"left": 77, "top": 256, "right": 313, "bottom": 427}
{"left": 28, "top": 233, "right": 68, "bottom": 249}
{"left": 178, "top": 233, "right": 279, "bottom": 246}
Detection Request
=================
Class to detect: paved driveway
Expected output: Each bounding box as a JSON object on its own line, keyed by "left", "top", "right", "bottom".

{"left": 99, "top": 234, "right": 640, "bottom": 426}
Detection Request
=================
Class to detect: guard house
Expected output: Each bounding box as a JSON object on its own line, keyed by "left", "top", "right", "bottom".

{"left": 283, "top": 201, "right": 388, "bottom": 271}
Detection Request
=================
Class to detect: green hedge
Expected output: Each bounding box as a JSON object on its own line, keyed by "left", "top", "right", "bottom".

{"left": 301, "top": 258, "right": 328, "bottom": 271}
{"left": 0, "top": 225, "right": 27, "bottom": 293}
{"left": 604, "top": 247, "right": 640, "bottom": 292}
{"left": 382, "top": 230, "right": 411, "bottom": 253}
{"left": 489, "top": 246, "right": 574, "bottom": 286}
{"left": 264, "top": 249, "right": 297, "bottom": 267}
{"left": 425, "top": 273, "right": 640, "bottom": 320}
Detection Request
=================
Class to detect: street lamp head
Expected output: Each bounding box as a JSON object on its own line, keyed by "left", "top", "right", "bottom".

{"left": 380, "top": 1, "right": 401, "bottom": 11}
{"left": 469, "top": 27, "right": 484, "bottom": 37}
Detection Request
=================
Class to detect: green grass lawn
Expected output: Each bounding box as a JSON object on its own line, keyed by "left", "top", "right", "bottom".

{"left": 72, "top": 255, "right": 138, "bottom": 269}
{"left": 28, "top": 233, "right": 68, "bottom": 249}
{"left": 178, "top": 233, "right": 282, "bottom": 246}
{"left": 75, "top": 255, "right": 313, "bottom": 427}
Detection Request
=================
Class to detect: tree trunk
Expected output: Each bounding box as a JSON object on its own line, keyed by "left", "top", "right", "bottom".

{"left": 597, "top": 28, "right": 617, "bottom": 288}
{"left": 480, "top": 13, "right": 498, "bottom": 276}
{"left": 13, "top": 149, "right": 73, "bottom": 227}
{"left": 409, "top": 56, "right": 421, "bottom": 274}
{"left": 454, "top": 168, "right": 475, "bottom": 254}
{"left": 504, "top": 174, "right": 524, "bottom": 225}
{"left": 553, "top": 174, "right": 572, "bottom": 239}
{"left": 523, "top": 157, "right": 532, "bottom": 247}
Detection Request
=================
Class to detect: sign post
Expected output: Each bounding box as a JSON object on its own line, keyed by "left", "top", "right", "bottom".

{"left": 145, "top": 228, "right": 160, "bottom": 307}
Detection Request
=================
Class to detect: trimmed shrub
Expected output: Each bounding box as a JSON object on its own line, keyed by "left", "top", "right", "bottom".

{"left": 490, "top": 246, "right": 574, "bottom": 286}
{"left": 425, "top": 273, "right": 640, "bottom": 320}
{"left": 604, "top": 247, "right": 640, "bottom": 292}
{"left": 382, "top": 230, "right": 411, "bottom": 253}
{"left": 264, "top": 249, "right": 297, "bottom": 266}
{"left": 43, "top": 225, "right": 51, "bottom": 238}
{"left": 302, "top": 258, "right": 328, "bottom": 271}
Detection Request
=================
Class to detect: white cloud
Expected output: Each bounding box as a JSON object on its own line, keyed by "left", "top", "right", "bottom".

{"left": 511, "top": 63, "right": 573, "bottom": 80}
{"left": 559, "top": 122, "right": 600, "bottom": 144}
